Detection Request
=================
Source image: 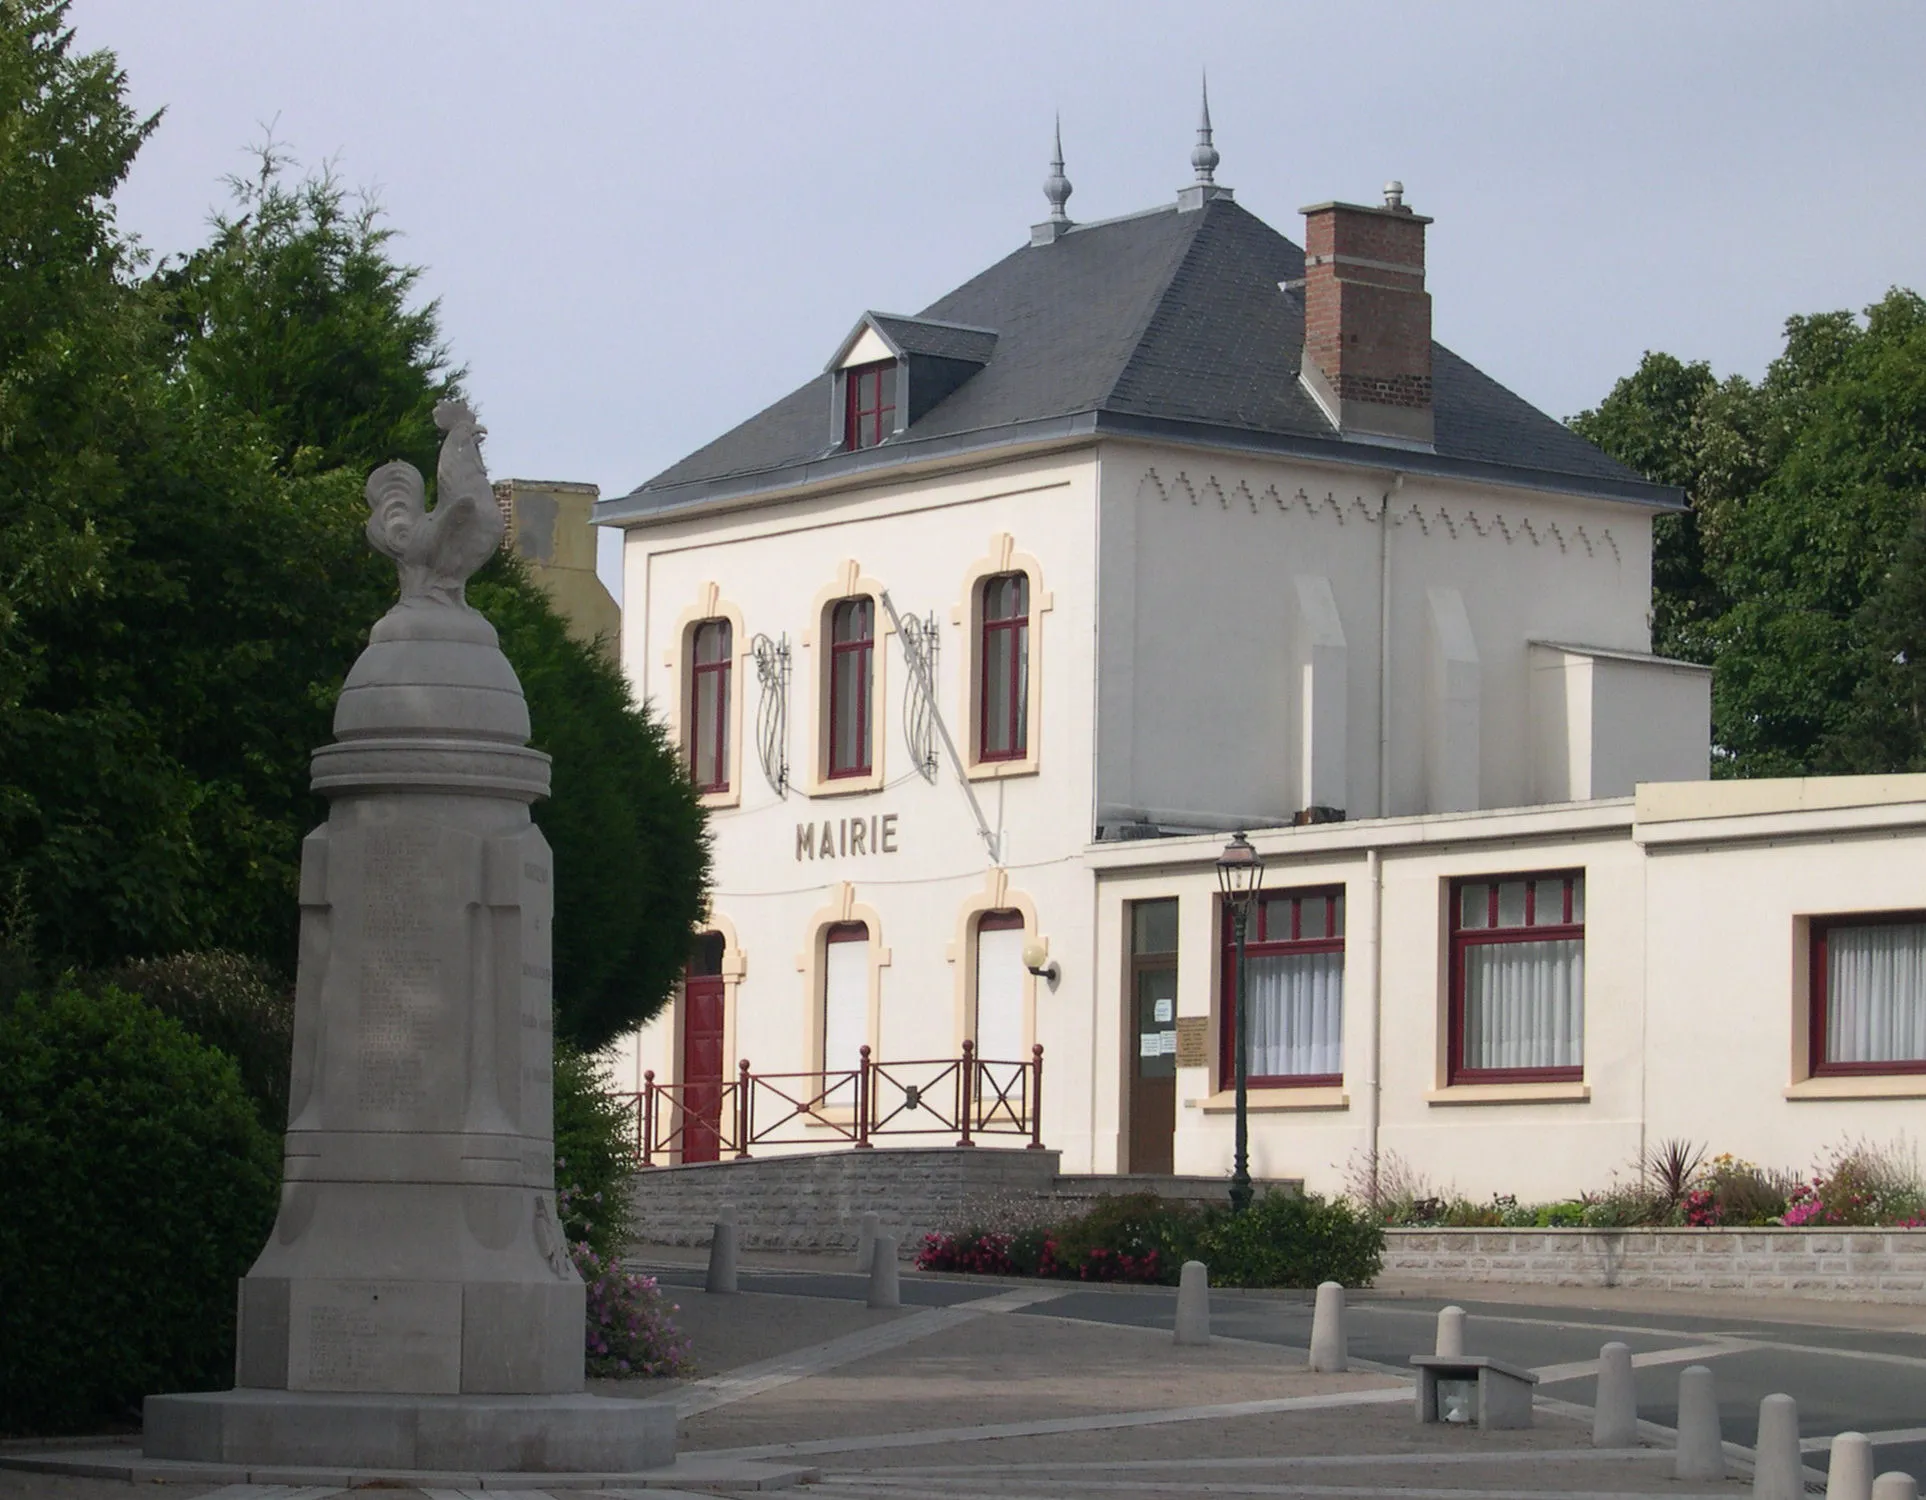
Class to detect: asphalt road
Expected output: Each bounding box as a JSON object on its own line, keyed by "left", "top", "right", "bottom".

{"left": 644, "top": 1262, "right": 1926, "bottom": 1481}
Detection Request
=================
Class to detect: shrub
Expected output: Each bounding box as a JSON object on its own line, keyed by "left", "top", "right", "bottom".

{"left": 1199, "top": 1190, "right": 1384, "bottom": 1288}
{"left": 573, "top": 1244, "right": 692, "bottom": 1378}
{"left": 99, "top": 951, "right": 294, "bottom": 1130}
{"left": 553, "top": 1043, "right": 639, "bottom": 1258}
{"left": 0, "top": 983, "right": 281, "bottom": 1435}
{"left": 1051, "top": 1193, "right": 1200, "bottom": 1284}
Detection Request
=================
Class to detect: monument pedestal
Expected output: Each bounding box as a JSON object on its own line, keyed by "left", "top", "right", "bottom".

{"left": 143, "top": 1388, "right": 675, "bottom": 1472}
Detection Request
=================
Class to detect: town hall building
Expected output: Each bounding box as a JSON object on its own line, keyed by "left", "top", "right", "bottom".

{"left": 595, "top": 113, "right": 1926, "bottom": 1201}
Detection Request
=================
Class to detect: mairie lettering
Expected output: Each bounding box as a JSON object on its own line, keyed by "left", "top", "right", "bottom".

{"left": 796, "top": 812, "right": 899, "bottom": 861}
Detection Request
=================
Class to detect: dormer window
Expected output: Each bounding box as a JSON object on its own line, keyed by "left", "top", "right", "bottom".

{"left": 826, "top": 314, "right": 996, "bottom": 454}
{"left": 844, "top": 361, "right": 896, "bottom": 451}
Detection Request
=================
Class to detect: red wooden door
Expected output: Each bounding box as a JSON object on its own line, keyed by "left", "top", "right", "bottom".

{"left": 681, "top": 934, "right": 726, "bottom": 1163}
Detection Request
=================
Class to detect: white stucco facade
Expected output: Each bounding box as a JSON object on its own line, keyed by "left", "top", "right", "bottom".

{"left": 585, "top": 424, "right": 1926, "bottom": 1204}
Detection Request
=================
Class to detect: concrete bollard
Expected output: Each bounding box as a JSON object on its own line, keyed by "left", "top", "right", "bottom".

{"left": 1674, "top": 1365, "right": 1724, "bottom": 1481}
{"left": 704, "top": 1202, "right": 738, "bottom": 1295}
{"left": 1752, "top": 1393, "right": 1804, "bottom": 1500}
{"left": 1828, "top": 1434, "right": 1875, "bottom": 1500}
{"left": 856, "top": 1210, "right": 880, "bottom": 1273}
{"left": 1592, "top": 1341, "right": 1637, "bottom": 1448}
{"left": 867, "top": 1234, "right": 901, "bottom": 1309}
{"left": 1308, "top": 1281, "right": 1347, "bottom": 1373}
{"left": 1871, "top": 1474, "right": 1919, "bottom": 1500}
{"left": 1435, "top": 1305, "right": 1466, "bottom": 1357}
{"left": 1174, "top": 1261, "right": 1211, "bottom": 1346}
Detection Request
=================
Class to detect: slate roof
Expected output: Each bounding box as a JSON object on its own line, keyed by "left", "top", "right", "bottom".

{"left": 605, "top": 198, "right": 1672, "bottom": 519}
{"left": 864, "top": 314, "right": 999, "bottom": 365}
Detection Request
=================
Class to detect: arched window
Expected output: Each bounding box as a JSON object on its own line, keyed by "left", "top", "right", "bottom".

{"left": 688, "top": 619, "right": 731, "bottom": 793}
{"left": 822, "top": 921, "right": 870, "bottom": 1073}
{"left": 979, "top": 572, "right": 1029, "bottom": 761}
{"left": 973, "top": 910, "right": 1027, "bottom": 1062}
{"left": 828, "top": 598, "right": 874, "bottom": 778}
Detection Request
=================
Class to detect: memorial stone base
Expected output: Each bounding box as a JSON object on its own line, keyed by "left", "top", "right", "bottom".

{"left": 143, "top": 1388, "right": 676, "bottom": 1473}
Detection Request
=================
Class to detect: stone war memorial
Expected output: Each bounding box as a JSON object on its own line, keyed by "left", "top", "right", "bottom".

{"left": 142, "top": 403, "right": 675, "bottom": 1473}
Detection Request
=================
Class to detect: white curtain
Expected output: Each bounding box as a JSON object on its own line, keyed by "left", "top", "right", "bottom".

{"left": 1828, "top": 923, "right": 1926, "bottom": 1064}
{"left": 1247, "top": 950, "right": 1343, "bottom": 1077}
{"left": 975, "top": 925, "right": 1027, "bottom": 1063}
{"left": 1463, "top": 939, "right": 1583, "bottom": 1070}
{"left": 823, "top": 936, "right": 868, "bottom": 1078}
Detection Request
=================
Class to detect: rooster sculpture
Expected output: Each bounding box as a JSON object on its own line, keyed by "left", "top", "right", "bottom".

{"left": 364, "top": 401, "right": 505, "bottom": 607}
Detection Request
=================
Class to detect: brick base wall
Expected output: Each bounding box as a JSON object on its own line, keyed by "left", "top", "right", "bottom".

{"left": 1383, "top": 1227, "right": 1926, "bottom": 1302}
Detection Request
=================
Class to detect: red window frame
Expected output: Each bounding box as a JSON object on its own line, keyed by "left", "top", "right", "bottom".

{"left": 827, "top": 597, "right": 874, "bottom": 779}
{"left": 1809, "top": 910, "right": 1926, "bottom": 1077}
{"left": 1448, "top": 871, "right": 1585, "bottom": 1085}
{"left": 1219, "top": 886, "right": 1346, "bottom": 1088}
{"left": 978, "top": 572, "right": 1029, "bottom": 762}
{"left": 844, "top": 361, "right": 896, "bottom": 450}
{"left": 687, "top": 617, "right": 731, "bottom": 793}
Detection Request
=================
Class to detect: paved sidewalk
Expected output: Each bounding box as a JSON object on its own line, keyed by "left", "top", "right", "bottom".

{"left": 4, "top": 1265, "right": 1856, "bottom": 1498}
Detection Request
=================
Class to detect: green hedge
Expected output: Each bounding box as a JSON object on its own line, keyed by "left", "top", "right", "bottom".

{"left": 1199, "top": 1190, "right": 1384, "bottom": 1288}
{"left": 0, "top": 983, "right": 280, "bottom": 1435}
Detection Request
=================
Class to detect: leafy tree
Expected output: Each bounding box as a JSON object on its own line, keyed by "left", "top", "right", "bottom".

{"left": 1574, "top": 289, "right": 1926, "bottom": 776}
{"left": 0, "top": 21, "right": 707, "bottom": 1037}
{"left": 0, "top": 2, "right": 210, "bottom": 959}
{"left": 154, "top": 144, "right": 458, "bottom": 477}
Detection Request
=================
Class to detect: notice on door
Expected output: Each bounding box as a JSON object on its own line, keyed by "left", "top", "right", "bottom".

{"left": 1173, "top": 1016, "right": 1210, "bottom": 1069}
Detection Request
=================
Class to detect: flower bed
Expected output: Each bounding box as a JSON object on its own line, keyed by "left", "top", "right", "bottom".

{"left": 916, "top": 1190, "right": 1384, "bottom": 1288}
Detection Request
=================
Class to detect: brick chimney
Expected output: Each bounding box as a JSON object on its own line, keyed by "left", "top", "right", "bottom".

{"left": 1298, "top": 182, "right": 1434, "bottom": 445}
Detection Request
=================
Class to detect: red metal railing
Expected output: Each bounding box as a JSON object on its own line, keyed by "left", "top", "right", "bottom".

{"left": 628, "top": 1042, "right": 1044, "bottom": 1165}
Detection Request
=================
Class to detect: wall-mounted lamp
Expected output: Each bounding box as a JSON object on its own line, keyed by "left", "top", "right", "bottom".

{"left": 1021, "top": 940, "right": 1060, "bottom": 986}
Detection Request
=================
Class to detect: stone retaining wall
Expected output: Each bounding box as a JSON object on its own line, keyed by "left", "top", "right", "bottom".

{"left": 627, "top": 1147, "right": 1063, "bottom": 1256}
{"left": 625, "top": 1150, "right": 1299, "bottom": 1258}
{"left": 1383, "top": 1226, "right": 1926, "bottom": 1302}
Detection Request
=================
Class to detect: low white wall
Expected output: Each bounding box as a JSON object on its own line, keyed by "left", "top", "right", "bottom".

{"left": 1383, "top": 1227, "right": 1926, "bottom": 1302}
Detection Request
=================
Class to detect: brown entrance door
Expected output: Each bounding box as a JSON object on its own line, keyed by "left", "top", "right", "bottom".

{"left": 681, "top": 932, "right": 726, "bottom": 1163}
{"left": 1127, "top": 899, "right": 1179, "bottom": 1174}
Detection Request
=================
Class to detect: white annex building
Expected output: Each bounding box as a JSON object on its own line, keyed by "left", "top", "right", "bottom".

{"left": 598, "top": 120, "right": 1926, "bottom": 1202}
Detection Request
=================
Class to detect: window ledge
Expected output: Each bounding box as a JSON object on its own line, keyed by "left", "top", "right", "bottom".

{"left": 697, "top": 788, "right": 741, "bottom": 810}
{"left": 1425, "top": 1081, "right": 1591, "bottom": 1107}
{"left": 808, "top": 775, "right": 885, "bottom": 799}
{"left": 965, "top": 758, "right": 1039, "bottom": 782}
{"left": 1193, "top": 1087, "right": 1349, "bottom": 1113}
{"left": 1785, "top": 1075, "right": 1926, "bottom": 1101}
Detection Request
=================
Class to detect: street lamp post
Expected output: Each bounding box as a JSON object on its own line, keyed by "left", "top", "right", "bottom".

{"left": 1216, "top": 831, "right": 1265, "bottom": 1214}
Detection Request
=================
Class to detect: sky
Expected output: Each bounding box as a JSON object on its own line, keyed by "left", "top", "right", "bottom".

{"left": 68, "top": 1, "right": 1926, "bottom": 600}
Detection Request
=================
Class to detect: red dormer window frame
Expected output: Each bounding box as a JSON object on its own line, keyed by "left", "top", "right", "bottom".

{"left": 844, "top": 360, "right": 895, "bottom": 451}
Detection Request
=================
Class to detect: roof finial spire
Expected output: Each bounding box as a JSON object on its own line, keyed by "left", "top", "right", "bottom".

{"left": 1177, "top": 73, "right": 1233, "bottom": 212}
{"left": 1191, "top": 74, "right": 1219, "bottom": 185}
{"left": 1044, "top": 114, "right": 1073, "bottom": 223}
{"left": 1032, "top": 114, "right": 1075, "bottom": 246}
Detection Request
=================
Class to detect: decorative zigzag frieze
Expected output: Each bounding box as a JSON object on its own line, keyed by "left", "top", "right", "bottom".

{"left": 1134, "top": 466, "right": 1618, "bottom": 561}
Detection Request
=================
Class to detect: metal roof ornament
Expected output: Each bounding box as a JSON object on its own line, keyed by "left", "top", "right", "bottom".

{"left": 1044, "top": 116, "right": 1073, "bottom": 224}
{"left": 1178, "top": 75, "right": 1233, "bottom": 211}
{"left": 1032, "top": 115, "right": 1075, "bottom": 245}
{"left": 1191, "top": 76, "right": 1220, "bottom": 185}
